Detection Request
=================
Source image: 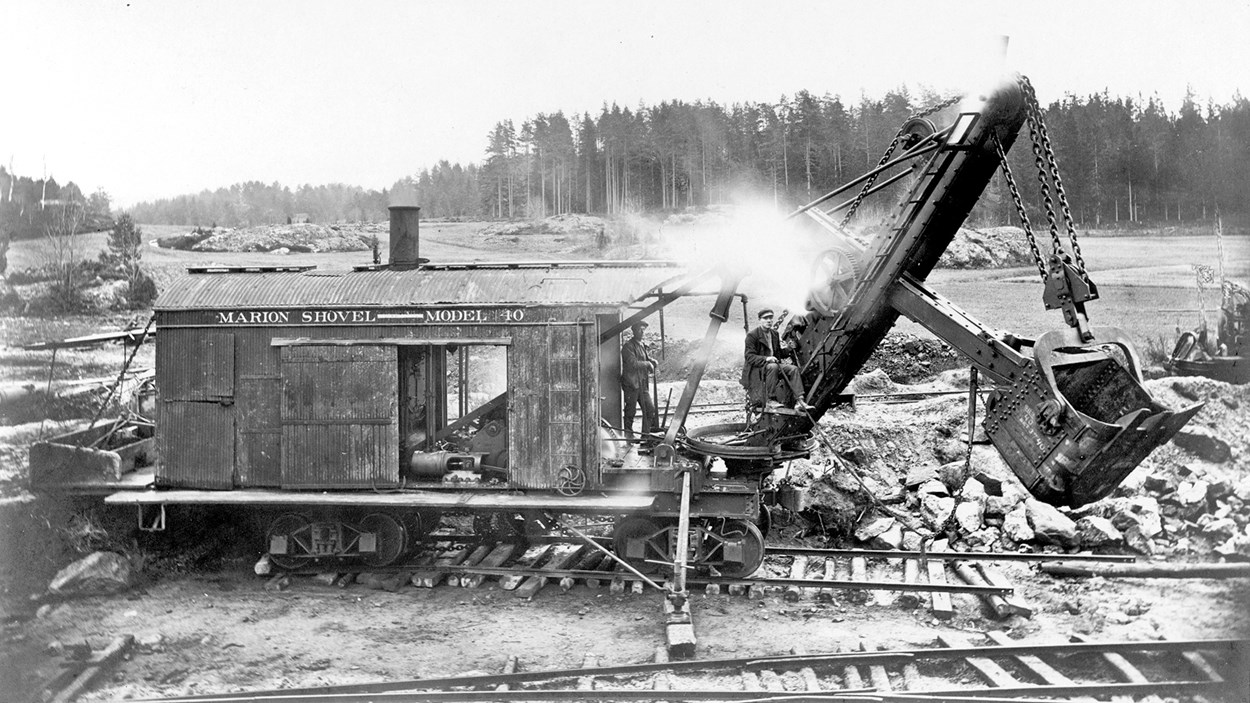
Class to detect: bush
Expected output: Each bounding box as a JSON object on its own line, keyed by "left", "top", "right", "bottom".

{"left": 114, "top": 270, "right": 158, "bottom": 310}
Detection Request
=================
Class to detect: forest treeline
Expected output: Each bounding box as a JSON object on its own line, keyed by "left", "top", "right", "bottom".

{"left": 8, "top": 87, "right": 1249, "bottom": 236}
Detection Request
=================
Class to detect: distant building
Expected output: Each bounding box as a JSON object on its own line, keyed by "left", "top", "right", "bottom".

{"left": 291, "top": 213, "right": 311, "bottom": 224}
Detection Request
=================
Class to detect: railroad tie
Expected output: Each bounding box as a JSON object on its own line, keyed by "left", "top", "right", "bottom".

{"left": 840, "top": 646, "right": 865, "bottom": 691}
{"left": 412, "top": 546, "right": 469, "bottom": 588}
{"left": 817, "top": 558, "right": 837, "bottom": 603}
{"left": 790, "top": 647, "right": 821, "bottom": 692}
{"left": 577, "top": 653, "right": 599, "bottom": 691}
{"left": 652, "top": 645, "right": 674, "bottom": 692}
{"left": 925, "top": 540, "right": 954, "bottom": 620}
{"left": 462, "top": 542, "right": 519, "bottom": 589}
{"left": 869, "top": 558, "right": 895, "bottom": 606}
{"left": 848, "top": 556, "right": 871, "bottom": 604}
{"left": 498, "top": 545, "right": 553, "bottom": 591}
{"left": 582, "top": 552, "right": 610, "bottom": 590}
{"left": 1069, "top": 633, "right": 1150, "bottom": 685}
{"left": 494, "top": 654, "right": 518, "bottom": 694}
{"left": 897, "top": 558, "right": 922, "bottom": 609}
{"left": 449, "top": 544, "right": 493, "bottom": 588}
{"left": 45, "top": 635, "right": 134, "bottom": 703}
{"left": 938, "top": 632, "right": 1020, "bottom": 689}
{"left": 858, "top": 639, "right": 891, "bottom": 692}
{"left": 561, "top": 547, "right": 603, "bottom": 592}
{"left": 609, "top": 562, "right": 627, "bottom": 595}
{"left": 517, "top": 544, "right": 583, "bottom": 600}
{"left": 784, "top": 556, "right": 808, "bottom": 602}
{"left": 758, "top": 668, "right": 786, "bottom": 692}
{"left": 984, "top": 631, "right": 1078, "bottom": 689}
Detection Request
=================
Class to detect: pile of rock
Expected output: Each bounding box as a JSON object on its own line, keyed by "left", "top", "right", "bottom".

{"left": 160, "top": 223, "right": 381, "bottom": 253}
{"left": 480, "top": 214, "right": 606, "bottom": 237}
{"left": 938, "top": 226, "right": 1036, "bottom": 269}
{"left": 843, "top": 376, "right": 1249, "bottom": 559}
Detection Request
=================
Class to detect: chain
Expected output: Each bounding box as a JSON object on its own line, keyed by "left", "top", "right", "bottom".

{"left": 1019, "top": 76, "right": 1089, "bottom": 282}
{"left": 840, "top": 94, "right": 963, "bottom": 227}
{"left": 994, "top": 133, "right": 1047, "bottom": 281}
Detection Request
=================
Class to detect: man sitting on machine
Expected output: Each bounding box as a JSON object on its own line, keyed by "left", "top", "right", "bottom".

{"left": 741, "top": 308, "right": 811, "bottom": 412}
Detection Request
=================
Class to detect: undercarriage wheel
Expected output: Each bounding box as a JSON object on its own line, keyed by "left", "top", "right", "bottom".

{"left": 266, "top": 513, "right": 312, "bottom": 570}
{"left": 358, "top": 512, "right": 408, "bottom": 567}
{"left": 612, "top": 516, "right": 667, "bottom": 574}
{"left": 714, "top": 519, "right": 765, "bottom": 579}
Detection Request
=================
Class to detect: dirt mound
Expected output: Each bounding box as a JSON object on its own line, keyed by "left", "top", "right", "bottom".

{"left": 158, "top": 223, "right": 381, "bottom": 253}
{"left": 938, "top": 226, "right": 1035, "bottom": 269}
{"left": 480, "top": 214, "right": 607, "bottom": 237}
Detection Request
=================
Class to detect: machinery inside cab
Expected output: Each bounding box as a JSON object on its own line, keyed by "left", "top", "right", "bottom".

{"left": 151, "top": 207, "right": 684, "bottom": 496}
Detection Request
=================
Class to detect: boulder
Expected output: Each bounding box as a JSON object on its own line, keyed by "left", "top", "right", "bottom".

{"left": 985, "top": 482, "right": 1028, "bottom": 517}
{"left": 48, "top": 552, "right": 132, "bottom": 596}
{"left": 1112, "top": 496, "right": 1164, "bottom": 538}
{"left": 1000, "top": 502, "right": 1030, "bottom": 542}
{"left": 918, "top": 479, "right": 950, "bottom": 497}
{"left": 938, "top": 461, "right": 969, "bottom": 493}
{"left": 1175, "top": 479, "right": 1211, "bottom": 509}
{"left": 954, "top": 500, "right": 985, "bottom": 533}
{"left": 961, "top": 477, "right": 988, "bottom": 505}
{"left": 921, "top": 495, "right": 956, "bottom": 531}
{"left": 905, "top": 464, "right": 939, "bottom": 488}
{"left": 854, "top": 514, "right": 896, "bottom": 543}
{"left": 901, "top": 529, "right": 927, "bottom": 551}
{"left": 960, "top": 527, "right": 1000, "bottom": 550}
{"left": 1075, "top": 516, "right": 1123, "bottom": 546}
{"left": 1123, "top": 525, "right": 1155, "bottom": 555}
{"left": 1171, "top": 426, "right": 1232, "bottom": 463}
{"left": 1025, "top": 499, "right": 1078, "bottom": 546}
{"left": 869, "top": 522, "right": 905, "bottom": 550}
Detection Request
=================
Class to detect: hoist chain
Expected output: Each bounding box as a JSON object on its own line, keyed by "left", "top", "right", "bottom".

{"left": 840, "top": 94, "right": 964, "bottom": 227}
{"left": 993, "top": 132, "right": 1048, "bottom": 282}
{"left": 1018, "top": 75, "right": 1090, "bottom": 282}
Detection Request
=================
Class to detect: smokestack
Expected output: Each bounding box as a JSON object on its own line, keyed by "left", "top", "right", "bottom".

{"left": 388, "top": 205, "right": 422, "bottom": 269}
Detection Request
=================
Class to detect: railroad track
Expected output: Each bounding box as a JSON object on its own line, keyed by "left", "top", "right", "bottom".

{"left": 141, "top": 635, "right": 1250, "bottom": 702}
{"left": 269, "top": 537, "right": 1135, "bottom": 621}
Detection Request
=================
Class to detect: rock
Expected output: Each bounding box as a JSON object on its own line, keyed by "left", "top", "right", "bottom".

{"left": 905, "top": 464, "right": 939, "bottom": 488}
{"left": 921, "top": 495, "right": 956, "bottom": 531}
{"left": 254, "top": 554, "right": 272, "bottom": 576}
{"left": 1123, "top": 525, "right": 1155, "bottom": 555}
{"left": 968, "top": 527, "right": 1000, "bottom": 550}
{"left": 48, "top": 552, "right": 132, "bottom": 596}
{"left": 901, "top": 530, "right": 926, "bottom": 551}
{"left": 955, "top": 500, "right": 985, "bottom": 533}
{"left": 1171, "top": 426, "right": 1232, "bottom": 463}
{"left": 264, "top": 574, "right": 291, "bottom": 591}
{"left": 972, "top": 471, "right": 1004, "bottom": 496}
{"left": 918, "top": 479, "right": 950, "bottom": 497}
{"left": 1234, "top": 476, "right": 1250, "bottom": 502}
{"left": 854, "top": 514, "right": 896, "bottom": 542}
{"left": 137, "top": 633, "right": 165, "bottom": 649}
{"left": 1112, "top": 496, "right": 1164, "bottom": 538}
{"left": 1199, "top": 516, "right": 1238, "bottom": 539}
{"left": 1002, "top": 504, "right": 1034, "bottom": 543}
{"left": 1025, "top": 499, "right": 1078, "bottom": 546}
{"left": 984, "top": 481, "right": 1028, "bottom": 517}
{"left": 1076, "top": 516, "right": 1123, "bottom": 546}
{"left": 961, "top": 477, "right": 988, "bottom": 505}
{"left": 1215, "top": 533, "right": 1250, "bottom": 559}
{"left": 312, "top": 573, "right": 338, "bottom": 586}
{"left": 869, "top": 523, "right": 905, "bottom": 550}
{"left": 36, "top": 603, "right": 56, "bottom": 618}
{"left": 938, "top": 461, "right": 969, "bottom": 493}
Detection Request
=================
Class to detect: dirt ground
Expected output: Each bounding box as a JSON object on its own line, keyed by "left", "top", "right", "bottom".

{"left": 1, "top": 218, "right": 1248, "bottom": 700}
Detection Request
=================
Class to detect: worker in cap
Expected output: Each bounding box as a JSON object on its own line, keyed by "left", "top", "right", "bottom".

{"left": 741, "top": 308, "right": 810, "bottom": 411}
{"left": 620, "top": 321, "right": 658, "bottom": 436}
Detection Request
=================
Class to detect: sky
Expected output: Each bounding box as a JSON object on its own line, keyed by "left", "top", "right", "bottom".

{"left": 3, "top": 0, "right": 1248, "bottom": 208}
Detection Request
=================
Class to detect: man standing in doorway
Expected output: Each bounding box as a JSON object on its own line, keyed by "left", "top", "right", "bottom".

{"left": 621, "top": 321, "right": 658, "bottom": 436}
{"left": 742, "top": 309, "right": 811, "bottom": 411}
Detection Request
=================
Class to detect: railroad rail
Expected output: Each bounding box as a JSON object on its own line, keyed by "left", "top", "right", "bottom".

{"left": 262, "top": 538, "right": 1137, "bottom": 624}
{"left": 138, "top": 635, "right": 1250, "bottom": 702}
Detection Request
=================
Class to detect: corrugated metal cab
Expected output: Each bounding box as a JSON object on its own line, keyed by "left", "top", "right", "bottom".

{"left": 153, "top": 259, "right": 680, "bottom": 493}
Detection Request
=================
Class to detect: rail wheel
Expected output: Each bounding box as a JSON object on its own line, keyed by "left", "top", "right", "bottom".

{"left": 710, "top": 519, "right": 765, "bottom": 578}
{"left": 358, "top": 512, "right": 408, "bottom": 567}
{"left": 266, "top": 513, "right": 313, "bottom": 570}
{"left": 612, "top": 516, "right": 668, "bottom": 574}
